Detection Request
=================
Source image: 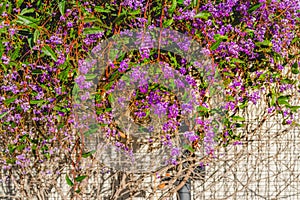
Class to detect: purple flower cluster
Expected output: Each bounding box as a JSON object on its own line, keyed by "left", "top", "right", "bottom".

{"left": 184, "top": 131, "right": 199, "bottom": 142}
{"left": 0, "top": 0, "right": 299, "bottom": 181}
{"left": 121, "top": 0, "right": 144, "bottom": 10}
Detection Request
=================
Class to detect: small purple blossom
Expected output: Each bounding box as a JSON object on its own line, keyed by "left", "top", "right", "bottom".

{"left": 1, "top": 55, "right": 9, "bottom": 64}
{"left": 153, "top": 102, "right": 168, "bottom": 117}
{"left": 118, "top": 58, "right": 130, "bottom": 72}
{"left": 171, "top": 147, "right": 180, "bottom": 157}
{"left": 67, "top": 21, "right": 73, "bottom": 28}
{"left": 268, "top": 106, "right": 275, "bottom": 114}
{"left": 184, "top": 131, "right": 199, "bottom": 142}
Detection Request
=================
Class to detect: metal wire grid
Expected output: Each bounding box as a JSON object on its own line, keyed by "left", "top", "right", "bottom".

{"left": 193, "top": 121, "right": 300, "bottom": 200}
{"left": 1, "top": 86, "right": 300, "bottom": 200}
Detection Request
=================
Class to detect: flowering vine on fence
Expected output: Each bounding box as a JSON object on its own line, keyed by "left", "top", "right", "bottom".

{"left": 0, "top": 0, "right": 299, "bottom": 197}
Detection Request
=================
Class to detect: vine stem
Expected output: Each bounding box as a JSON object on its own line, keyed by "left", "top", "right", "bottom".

{"left": 157, "top": 0, "right": 166, "bottom": 62}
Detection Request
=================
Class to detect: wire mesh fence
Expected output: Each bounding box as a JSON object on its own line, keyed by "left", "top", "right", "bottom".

{"left": 1, "top": 80, "right": 299, "bottom": 200}
{"left": 1, "top": 120, "right": 299, "bottom": 199}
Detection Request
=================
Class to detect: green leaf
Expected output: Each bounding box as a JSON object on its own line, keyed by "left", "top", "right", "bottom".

{"left": 105, "top": 108, "right": 113, "bottom": 112}
{"left": 277, "top": 96, "right": 291, "bottom": 106}
{"left": 4, "top": 97, "right": 17, "bottom": 105}
{"left": 0, "top": 111, "right": 9, "bottom": 119}
{"left": 65, "top": 174, "right": 74, "bottom": 186}
{"left": 32, "top": 69, "right": 43, "bottom": 74}
{"left": 231, "top": 58, "right": 245, "bottom": 64}
{"left": 168, "top": 0, "right": 177, "bottom": 14}
{"left": 239, "top": 99, "right": 248, "bottom": 109}
{"left": 210, "top": 39, "right": 222, "bottom": 51}
{"left": 129, "top": 9, "right": 141, "bottom": 16}
{"left": 291, "top": 37, "right": 299, "bottom": 44}
{"left": 42, "top": 45, "right": 57, "bottom": 61}
{"left": 6, "top": 158, "right": 16, "bottom": 164}
{"left": 213, "top": 34, "right": 227, "bottom": 41}
{"left": 197, "top": 106, "right": 209, "bottom": 112}
{"left": 194, "top": 11, "right": 211, "bottom": 20}
{"left": 75, "top": 189, "right": 81, "bottom": 193}
{"left": 33, "top": 29, "right": 40, "bottom": 44}
{"left": 75, "top": 175, "right": 87, "bottom": 182}
{"left": 108, "top": 93, "right": 115, "bottom": 103}
{"left": 94, "top": 6, "right": 111, "bottom": 13}
{"left": 278, "top": 95, "right": 290, "bottom": 101}
{"left": 292, "top": 62, "right": 299, "bottom": 74}
{"left": 83, "top": 18, "right": 111, "bottom": 29}
{"left": 248, "top": 3, "right": 261, "bottom": 13}
{"left": 163, "top": 19, "right": 174, "bottom": 27}
{"left": 183, "top": 144, "right": 195, "bottom": 153}
{"left": 83, "top": 27, "right": 104, "bottom": 35}
{"left": 255, "top": 40, "right": 272, "bottom": 47}
{"left": 193, "top": 0, "right": 198, "bottom": 6}
{"left": 58, "top": 1, "right": 66, "bottom": 15}
{"left": 232, "top": 116, "right": 245, "bottom": 121}
{"left": 281, "top": 78, "right": 294, "bottom": 84}
{"left": 17, "top": 15, "right": 39, "bottom": 28}
{"left": 8, "top": 144, "right": 16, "bottom": 154}
{"left": 85, "top": 74, "right": 98, "bottom": 80}
{"left": 30, "top": 100, "right": 45, "bottom": 105}
{"left": 17, "top": 144, "right": 26, "bottom": 151}
{"left": 11, "top": 47, "right": 20, "bottom": 60}
{"left": 271, "top": 92, "right": 276, "bottom": 106}
{"left": 20, "top": 8, "right": 35, "bottom": 15}
{"left": 292, "top": 68, "right": 299, "bottom": 74}
{"left": 27, "top": 36, "right": 34, "bottom": 49}
{"left": 17, "top": 0, "right": 24, "bottom": 7}
{"left": 82, "top": 150, "right": 96, "bottom": 158}
{"left": 84, "top": 128, "right": 99, "bottom": 136}
{"left": 235, "top": 123, "right": 245, "bottom": 128}
{"left": 287, "top": 105, "right": 300, "bottom": 112}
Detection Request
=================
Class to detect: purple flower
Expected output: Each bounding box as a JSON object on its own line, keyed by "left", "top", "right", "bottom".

{"left": 184, "top": 0, "right": 191, "bottom": 6}
{"left": 162, "top": 120, "right": 179, "bottom": 132}
{"left": 267, "top": 106, "right": 275, "bottom": 114}
{"left": 233, "top": 141, "right": 242, "bottom": 145}
{"left": 9, "top": 28, "right": 16, "bottom": 36}
{"left": 67, "top": 21, "right": 73, "bottom": 28}
{"left": 139, "top": 84, "right": 148, "bottom": 93}
{"left": 148, "top": 126, "right": 154, "bottom": 132}
{"left": 174, "top": 78, "right": 185, "bottom": 88}
{"left": 153, "top": 102, "right": 168, "bottom": 117}
{"left": 168, "top": 104, "right": 179, "bottom": 118}
{"left": 179, "top": 67, "right": 187, "bottom": 75}
{"left": 182, "top": 102, "right": 194, "bottom": 114}
{"left": 13, "top": 8, "right": 20, "bottom": 13}
{"left": 184, "top": 131, "right": 199, "bottom": 142}
{"left": 185, "top": 75, "right": 197, "bottom": 87}
{"left": 204, "top": 130, "right": 215, "bottom": 155}
{"left": 60, "top": 15, "right": 66, "bottom": 21}
{"left": 283, "top": 109, "right": 290, "bottom": 117}
{"left": 121, "top": 0, "right": 144, "bottom": 10}
{"left": 134, "top": 111, "right": 146, "bottom": 118}
{"left": 170, "top": 158, "right": 178, "bottom": 165}
{"left": 75, "top": 75, "right": 92, "bottom": 89}
{"left": 48, "top": 35, "right": 63, "bottom": 45}
{"left": 118, "top": 58, "right": 129, "bottom": 72}
{"left": 162, "top": 64, "right": 174, "bottom": 79}
{"left": 1, "top": 55, "right": 9, "bottom": 64}
{"left": 247, "top": 91, "right": 260, "bottom": 105}
{"left": 224, "top": 101, "right": 236, "bottom": 110}
{"left": 171, "top": 147, "right": 180, "bottom": 157}
{"left": 277, "top": 64, "right": 284, "bottom": 70}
